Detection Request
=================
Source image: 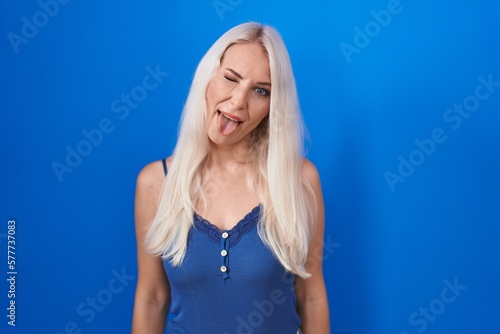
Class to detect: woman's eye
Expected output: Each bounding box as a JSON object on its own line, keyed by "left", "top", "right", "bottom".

{"left": 224, "top": 75, "right": 237, "bottom": 82}
{"left": 255, "top": 88, "right": 269, "bottom": 97}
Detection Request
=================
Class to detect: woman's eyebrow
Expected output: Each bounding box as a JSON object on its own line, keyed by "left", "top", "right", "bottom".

{"left": 226, "top": 68, "right": 243, "bottom": 79}
{"left": 226, "top": 68, "right": 271, "bottom": 87}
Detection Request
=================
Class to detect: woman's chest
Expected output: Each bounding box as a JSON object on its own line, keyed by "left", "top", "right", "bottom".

{"left": 164, "top": 222, "right": 291, "bottom": 290}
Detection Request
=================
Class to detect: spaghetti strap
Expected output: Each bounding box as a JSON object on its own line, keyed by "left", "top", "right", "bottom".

{"left": 162, "top": 158, "right": 167, "bottom": 176}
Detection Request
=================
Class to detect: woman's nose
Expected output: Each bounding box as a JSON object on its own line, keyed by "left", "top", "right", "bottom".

{"left": 230, "top": 86, "right": 248, "bottom": 110}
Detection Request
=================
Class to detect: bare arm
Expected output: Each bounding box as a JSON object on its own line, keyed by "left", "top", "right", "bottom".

{"left": 132, "top": 161, "right": 171, "bottom": 334}
{"left": 295, "top": 160, "right": 330, "bottom": 334}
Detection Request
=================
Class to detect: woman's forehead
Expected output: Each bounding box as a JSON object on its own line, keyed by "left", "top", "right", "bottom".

{"left": 221, "top": 43, "right": 270, "bottom": 80}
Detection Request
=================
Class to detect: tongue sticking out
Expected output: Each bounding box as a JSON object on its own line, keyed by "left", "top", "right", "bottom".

{"left": 218, "top": 112, "right": 240, "bottom": 135}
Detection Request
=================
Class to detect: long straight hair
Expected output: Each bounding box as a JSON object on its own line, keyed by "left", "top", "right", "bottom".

{"left": 145, "top": 22, "right": 316, "bottom": 278}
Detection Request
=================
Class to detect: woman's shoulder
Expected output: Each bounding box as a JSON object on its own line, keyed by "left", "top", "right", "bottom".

{"left": 136, "top": 156, "right": 173, "bottom": 189}
{"left": 301, "top": 158, "right": 320, "bottom": 186}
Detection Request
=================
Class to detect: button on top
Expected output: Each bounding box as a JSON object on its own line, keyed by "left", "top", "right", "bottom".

{"left": 220, "top": 265, "right": 227, "bottom": 272}
{"left": 221, "top": 250, "right": 228, "bottom": 256}
{"left": 222, "top": 232, "right": 229, "bottom": 239}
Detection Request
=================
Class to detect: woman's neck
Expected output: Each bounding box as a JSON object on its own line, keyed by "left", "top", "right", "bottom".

{"left": 207, "top": 140, "right": 252, "bottom": 172}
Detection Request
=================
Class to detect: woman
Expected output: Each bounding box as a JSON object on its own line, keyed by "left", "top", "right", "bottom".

{"left": 132, "top": 22, "right": 330, "bottom": 333}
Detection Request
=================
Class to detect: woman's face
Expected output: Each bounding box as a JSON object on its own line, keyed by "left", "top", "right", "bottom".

{"left": 205, "top": 42, "right": 271, "bottom": 147}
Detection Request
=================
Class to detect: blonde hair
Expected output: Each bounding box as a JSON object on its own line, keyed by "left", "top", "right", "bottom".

{"left": 145, "top": 22, "right": 316, "bottom": 278}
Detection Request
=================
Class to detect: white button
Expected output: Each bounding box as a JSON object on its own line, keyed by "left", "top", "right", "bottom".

{"left": 222, "top": 232, "right": 229, "bottom": 239}
{"left": 220, "top": 265, "right": 227, "bottom": 272}
{"left": 221, "top": 250, "right": 228, "bottom": 256}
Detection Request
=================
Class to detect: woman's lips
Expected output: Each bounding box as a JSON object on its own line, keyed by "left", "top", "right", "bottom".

{"left": 218, "top": 110, "right": 243, "bottom": 122}
{"left": 217, "top": 110, "right": 242, "bottom": 135}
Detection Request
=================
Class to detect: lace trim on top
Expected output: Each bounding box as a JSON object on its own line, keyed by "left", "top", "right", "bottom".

{"left": 193, "top": 205, "right": 261, "bottom": 247}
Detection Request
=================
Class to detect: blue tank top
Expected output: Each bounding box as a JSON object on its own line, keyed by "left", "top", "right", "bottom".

{"left": 162, "top": 160, "right": 301, "bottom": 333}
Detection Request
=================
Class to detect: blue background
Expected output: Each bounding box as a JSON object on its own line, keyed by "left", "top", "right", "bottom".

{"left": 1, "top": 0, "right": 499, "bottom": 333}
